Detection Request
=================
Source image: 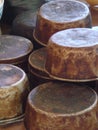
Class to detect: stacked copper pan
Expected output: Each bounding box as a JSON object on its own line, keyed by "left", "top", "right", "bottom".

{"left": 0, "top": 0, "right": 98, "bottom": 130}
{"left": 25, "top": 0, "right": 98, "bottom": 130}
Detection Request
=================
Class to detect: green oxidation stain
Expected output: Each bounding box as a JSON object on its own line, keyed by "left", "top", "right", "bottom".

{"left": 15, "top": 11, "right": 37, "bottom": 27}
{"left": 9, "top": 0, "right": 45, "bottom": 11}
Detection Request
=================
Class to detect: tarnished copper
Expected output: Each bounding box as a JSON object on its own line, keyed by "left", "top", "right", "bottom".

{"left": 0, "top": 64, "right": 30, "bottom": 120}
{"left": 28, "top": 47, "right": 53, "bottom": 88}
{"left": 0, "top": 35, "right": 33, "bottom": 72}
{"left": 24, "top": 82, "right": 98, "bottom": 130}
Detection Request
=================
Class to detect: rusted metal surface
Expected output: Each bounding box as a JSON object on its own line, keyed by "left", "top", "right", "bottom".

{"left": 28, "top": 47, "right": 53, "bottom": 88}
{"left": 0, "top": 3, "right": 98, "bottom": 130}
{"left": 25, "top": 82, "right": 98, "bottom": 130}
{"left": 34, "top": 0, "right": 92, "bottom": 45}
{"left": 29, "top": 47, "right": 48, "bottom": 76}
{"left": 0, "top": 64, "right": 30, "bottom": 120}
{"left": 0, "top": 35, "right": 33, "bottom": 72}
{"left": 45, "top": 28, "right": 98, "bottom": 81}
{"left": 0, "top": 120, "right": 26, "bottom": 130}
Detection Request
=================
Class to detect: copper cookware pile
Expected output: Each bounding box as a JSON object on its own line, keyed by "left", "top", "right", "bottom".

{"left": 0, "top": 0, "right": 98, "bottom": 130}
